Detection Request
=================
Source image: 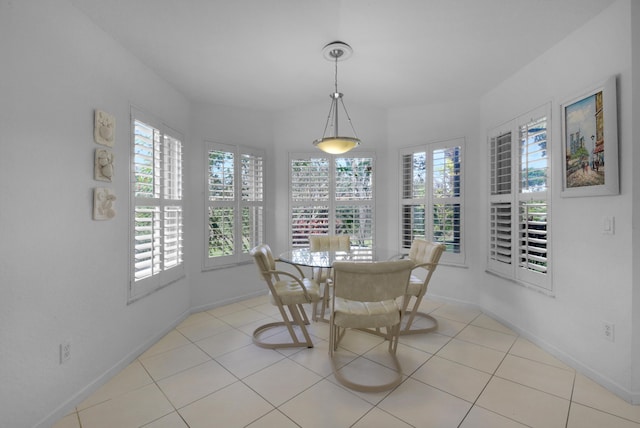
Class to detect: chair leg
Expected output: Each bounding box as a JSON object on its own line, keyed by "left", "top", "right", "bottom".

{"left": 319, "top": 284, "right": 328, "bottom": 320}
{"left": 318, "top": 276, "right": 331, "bottom": 322}
{"left": 289, "top": 304, "right": 314, "bottom": 347}
{"left": 329, "top": 318, "right": 343, "bottom": 355}
{"left": 330, "top": 323, "right": 403, "bottom": 393}
{"left": 329, "top": 322, "right": 335, "bottom": 356}
{"left": 252, "top": 303, "right": 314, "bottom": 349}
{"left": 298, "top": 303, "right": 311, "bottom": 325}
{"left": 400, "top": 295, "right": 438, "bottom": 335}
{"left": 389, "top": 323, "right": 400, "bottom": 354}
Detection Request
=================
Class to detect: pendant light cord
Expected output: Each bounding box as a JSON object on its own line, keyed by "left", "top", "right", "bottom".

{"left": 335, "top": 51, "right": 358, "bottom": 139}
{"left": 334, "top": 53, "right": 339, "bottom": 94}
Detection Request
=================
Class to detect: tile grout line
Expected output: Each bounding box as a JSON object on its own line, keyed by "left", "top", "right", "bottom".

{"left": 455, "top": 311, "right": 525, "bottom": 427}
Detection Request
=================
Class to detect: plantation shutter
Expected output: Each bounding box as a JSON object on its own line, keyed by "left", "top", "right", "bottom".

{"left": 133, "top": 120, "right": 161, "bottom": 281}
{"left": 240, "top": 150, "right": 264, "bottom": 256}
{"left": 432, "top": 146, "right": 462, "bottom": 254}
{"left": 401, "top": 152, "right": 426, "bottom": 248}
{"left": 489, "top": 202, "right": 512, "bottom": 265}
{"left": 488, "top": 132, "right": 513, "bottom": 274}
{"left": 290, "top": 156, "right": 330, "bottom": 247}
{"left": 289, "top": 153, "right": 375, "bottom": 249}
{"left": 207, "top": 147, "right": 236, "bottom": 262}
{"left": 131, "top": 110, "right": 184, "bottom": 301}
{"left": 516, "top": 114, "right": 550, "bottom": 289}
{"left": 335, "top": 157, "right": 374, "bottom": 248}
{"left": 205, "top": 143, "right": 264, "bottom": 267}
{"left": 162, "top": 135, "right": 183, "bottom": 270}
{"left": 400, "top": 139, "right": 465, "bottom": 264}
{"left": 487, "top": 103, "right": 551, "bottom": 292}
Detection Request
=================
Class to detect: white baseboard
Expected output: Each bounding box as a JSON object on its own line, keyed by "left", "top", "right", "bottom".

{"left": 36, "top": 308, "right": 191, "bottom": 428}
{"left": 429, "top": 292, "right": 639, "bottom": 405}
{"left": 190, "top": 289, "right": 267, "bottom": 313}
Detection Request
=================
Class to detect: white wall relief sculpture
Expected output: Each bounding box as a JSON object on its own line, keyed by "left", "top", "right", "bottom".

{"left": 94, "top": 148, "right": 114, "bottom": 182}
{"left": 94, "top": 110, "right": 115, "bottom": 147}
{"left": 93, "top": 187, "right": 116, "bottom": 220}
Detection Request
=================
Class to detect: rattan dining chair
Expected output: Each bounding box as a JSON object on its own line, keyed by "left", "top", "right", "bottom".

{"left": 329, "top": 259, "right": 413, "bottom": 392}
{"left": 250, "top": 244, "right": 321, "bottom": 349}
{"left": 400, "top": 239, "right": 446, "bottom": 335}
{"left": 308, "top": 235, "right": 351, "bottom": 320}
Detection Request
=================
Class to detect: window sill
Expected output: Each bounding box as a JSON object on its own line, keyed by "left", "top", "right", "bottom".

{"left": 202, "top": 259, "right": 253, "bottom": 272}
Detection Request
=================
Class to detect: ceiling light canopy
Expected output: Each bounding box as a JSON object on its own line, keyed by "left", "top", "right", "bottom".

{"left": 313, "top": 41, "right": 360, "bottom": 155}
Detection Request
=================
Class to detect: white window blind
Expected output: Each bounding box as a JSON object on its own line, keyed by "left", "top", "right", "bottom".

{"left": 131, "top": 110, "right": 184, "bottom": 302}
{"left": 205, "top": 142, "right": 264, "bottom": 268}
{"left": 488, "top": 131, "right": 513, "bottom": 275}
{"left": 400, "top": 138, "right": 465, "bottom": 265}
{"left": 289, "top": 153, "right": 375, "bottom": 248}
{"left": 487, "top": 104, "right": 551, "bottom": 292}
{"left": 401, "top": 152, "right": 426, "bottom": 247}
{"left": 433, "top": 146, "right": 462, "bottom": 255}
{"left": 517, "top": 114, "right": 549, "bottom": 287}
{"left": 240, "top": 152, "right": 264, "bottom": 255}
{"left": 491, "top": 132, "right": 512, "bottom": 196}
{"left": 489, "top": 202, "right": 512, "bottom": 267}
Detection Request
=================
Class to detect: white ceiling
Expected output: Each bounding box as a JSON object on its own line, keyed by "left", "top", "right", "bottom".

{"left": 70, "top": 0, "right": 615, "bottom": 111}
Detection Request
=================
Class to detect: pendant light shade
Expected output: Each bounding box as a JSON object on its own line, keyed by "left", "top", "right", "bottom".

{"left": 313, "top": 136, "right": 360, "bottom": 155}
{"left": 313, "top": 41, "right": 361, "bottom": 154}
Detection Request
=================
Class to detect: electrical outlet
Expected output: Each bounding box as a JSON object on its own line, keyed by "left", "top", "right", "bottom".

{"left": 603, "top": 322, "right": 615, "bottom": 342}
{"left": 60, "top": 341, "right": 71, "bottom": 364}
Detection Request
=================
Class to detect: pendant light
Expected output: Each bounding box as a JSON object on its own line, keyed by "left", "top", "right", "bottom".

{"left": 312, "top": 41, "right": 361, "bottom": 154}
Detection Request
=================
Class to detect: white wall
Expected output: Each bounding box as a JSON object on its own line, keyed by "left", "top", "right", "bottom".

{"left": 478, "top": 0, "right": 637, "bottom": 401}
{"left": 387, "top": 99, "right": 482, "bottom": 303}
{"left": 0, "top": 1, "right": 192, "bottom": 427}
{"left": 2, "top": 1, "right": 638, "bottom": 427}
{"left": 187, "top": 102, "right": 275, "bottom": 310}
{"left": 630, "top": 0, "right": 640, "bottom": 400}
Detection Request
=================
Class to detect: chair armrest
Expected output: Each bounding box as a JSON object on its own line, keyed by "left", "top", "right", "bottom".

{"left": 268, "top": 269, "right": 313, "bottom": 301}
{"left": 411, "top": 261, "right": 438, "bottom": 271}
{"left": 274, "top": 258, "right": 307, "bottom": 278}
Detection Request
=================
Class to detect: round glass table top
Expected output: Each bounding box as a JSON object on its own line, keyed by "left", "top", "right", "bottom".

{"left": 278, "top": 247, "right": 399, "bottom": 269}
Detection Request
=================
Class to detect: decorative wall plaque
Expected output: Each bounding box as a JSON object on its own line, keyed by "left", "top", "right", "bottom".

{"left": 94, "top": 110, "right": 115, "bottom": 147}
{"left": 93, "top": 187, "right": 116, "bottom": 220}
{"left": 94, "top": 148, "right": 114, "bottom": 182}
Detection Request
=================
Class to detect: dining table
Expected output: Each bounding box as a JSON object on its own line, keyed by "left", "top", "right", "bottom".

{"left": 278, "top": 247, "right": 400, "bottom": 269}
{"left": 278, "top": 247, "right": 403, "bottom": 321}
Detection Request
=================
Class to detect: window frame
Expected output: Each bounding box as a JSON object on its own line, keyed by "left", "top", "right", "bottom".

{"left": 399, "top": 138, "right": 465, "bottom": 265}
{"left": 487, "top": 103, "right": 552, "bottom": 293}
{"left": 204, "top": 141, "right": 265, "bottom": 269}
{"left": 129, "top": 107, "right": 185, "bottom": 303}
{"left": 288, "top": 152, "right": 376, "bottom": 249}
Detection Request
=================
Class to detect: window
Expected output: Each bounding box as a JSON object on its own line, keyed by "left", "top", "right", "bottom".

{"left": 205, "top": 142, "right": 264, "bottom": 268}
{"left": 289, "top": 153, "right": 374, "bottom": 248}
{"left": 130, "top": 109, "right": 184, "bottom": 302}
{"left": 488, "top": 104, "right": 551, "bottom": 292}
{"left": 400, "top": 138, "right": 465, "bottom": 264}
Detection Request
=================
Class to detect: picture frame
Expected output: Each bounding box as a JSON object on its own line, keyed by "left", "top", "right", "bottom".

{"left": 560, "top": 75, "right": 618, "bottom": 197}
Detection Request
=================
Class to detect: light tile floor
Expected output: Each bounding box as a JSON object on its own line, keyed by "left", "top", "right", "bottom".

{"left": 53, "top": 297, "right": 640, "bottom": 428}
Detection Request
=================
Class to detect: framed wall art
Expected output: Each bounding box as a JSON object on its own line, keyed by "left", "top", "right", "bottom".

{"left": 560, "top": 75, "right": 618, "bottom": 197}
